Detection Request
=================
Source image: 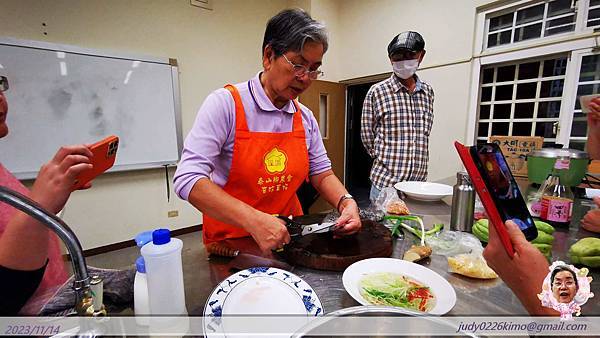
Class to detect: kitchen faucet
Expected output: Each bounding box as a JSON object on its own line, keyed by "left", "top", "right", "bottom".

{"left": 0, "top": 186, "right": 104, "bottom": 316}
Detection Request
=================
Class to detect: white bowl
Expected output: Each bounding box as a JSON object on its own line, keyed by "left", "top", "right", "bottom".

{"left": 394, "top": 181, "right": 452, "bottom": 202}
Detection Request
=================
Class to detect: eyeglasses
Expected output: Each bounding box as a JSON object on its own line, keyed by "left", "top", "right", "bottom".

{"left": 0, "top": 76, "right": 8, "bottom": 92}
{"left": 553, "top": 280, "right": 575, "bottom": 288}
{"left": 282, "top": 54, "right": 324, "bottom": 80}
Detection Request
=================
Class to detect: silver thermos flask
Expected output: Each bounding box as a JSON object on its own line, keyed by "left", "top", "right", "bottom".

{"left": 450, "top": 172, "right": 475, "bottom": 232}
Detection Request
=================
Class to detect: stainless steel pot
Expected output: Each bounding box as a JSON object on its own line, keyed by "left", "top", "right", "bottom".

{"left": 527, "top": 148, "right": 590, "bottom": 186}
{"left": 291, "top": 305, "right": 479, "bottom": 338}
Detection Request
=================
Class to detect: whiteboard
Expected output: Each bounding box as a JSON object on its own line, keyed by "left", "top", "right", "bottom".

{"left": 0, "top": 38, "right": 182, "bottom": 179}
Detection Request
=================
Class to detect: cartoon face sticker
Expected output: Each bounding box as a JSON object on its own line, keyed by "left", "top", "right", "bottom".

{"left": 538, "top": 261, "right": 594, "bottom": 320}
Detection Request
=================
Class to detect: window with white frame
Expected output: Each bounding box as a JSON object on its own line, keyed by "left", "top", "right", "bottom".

{"left": 474, "top": 0, "right": 600, "bottom": 150}
{"left": 486, "top": 0, "right": 576, "bottom": 49}
{"left": 587, "top": 0, "right": 600, "bottom": 27}
{"left": 569, "top": 54, "right": 600, "bottom": 149}
{"left": 477, "top": 55, "right": 567, "bottom": 145}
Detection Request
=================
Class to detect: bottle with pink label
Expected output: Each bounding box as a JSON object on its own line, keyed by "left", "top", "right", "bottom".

{"left": 539, "top": 150, "right": 574, "bottom": 228}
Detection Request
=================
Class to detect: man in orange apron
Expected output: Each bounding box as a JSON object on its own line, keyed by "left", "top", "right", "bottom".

{"left": 174, "top": 9, "right": 361, "bottom": 253}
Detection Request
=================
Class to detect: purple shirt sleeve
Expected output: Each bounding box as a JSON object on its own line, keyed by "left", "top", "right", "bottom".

{"left": 173, "top": 89, "right": 234, "bottom": 201}
{"left": 174, "top": 80, "right": 331, "bottom": 201}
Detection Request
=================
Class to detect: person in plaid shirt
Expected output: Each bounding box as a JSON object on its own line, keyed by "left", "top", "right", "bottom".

{"left": 361, "top": 31, "right": 434, "bottom": 201}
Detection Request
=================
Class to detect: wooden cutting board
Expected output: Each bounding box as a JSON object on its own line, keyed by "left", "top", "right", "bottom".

{"left": 282, "top": 216, "right": 393, "bottom": 271}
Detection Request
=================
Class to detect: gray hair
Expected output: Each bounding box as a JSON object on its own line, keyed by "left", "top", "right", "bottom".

{"left": 262, "top": 8, "right": 328, "bottom": 57}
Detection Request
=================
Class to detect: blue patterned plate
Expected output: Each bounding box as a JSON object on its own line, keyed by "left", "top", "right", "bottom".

{"left": 203, "top": 267, "right": 323, "bottom": 337}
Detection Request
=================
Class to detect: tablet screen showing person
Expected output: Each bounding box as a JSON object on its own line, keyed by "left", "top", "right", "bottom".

{"left": 470, "top": 143, "right": 538, "bottom": 241}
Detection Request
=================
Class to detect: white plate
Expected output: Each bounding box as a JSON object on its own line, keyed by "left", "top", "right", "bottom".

{"left": 394, "top": 181, "right": 453, "bottom": 201}
{"left": 203, "top": 267, "right": 323, "bottom": 337}
{"left": 342, "top": 258, "right": 456, "bottom": 315}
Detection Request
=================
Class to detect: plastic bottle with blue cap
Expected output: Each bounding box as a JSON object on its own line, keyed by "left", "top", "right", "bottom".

{"left": 140, "top": 228, "right": 187, "bottom": 317}
{"left": 133, "top": 231, "right": 152, "bottom": 325}
{"left": 134, "top": 256, "right": 149, "bottom": 325}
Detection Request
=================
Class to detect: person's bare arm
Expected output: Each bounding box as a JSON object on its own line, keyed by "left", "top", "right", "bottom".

{"left": 483, "top": 220, "right": 557, "bottom": 315}
{"left": 586, "top": 97, "right": 600, "bottom": 160}
{"left": 0, "top": 145, "right": 93, "bottom": 270}
{"left": 187, "top": 178, "right": 290, "bottom": 253}
{"left": 310, "top": 170, "right": 361, "bottom": 235}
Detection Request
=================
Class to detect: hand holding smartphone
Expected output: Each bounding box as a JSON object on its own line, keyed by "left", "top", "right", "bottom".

{"left": 74, "top": 135, "right": 119, "bottom": 189}
{"left": 455, "top": 141, "right": 538, "bottom": 256}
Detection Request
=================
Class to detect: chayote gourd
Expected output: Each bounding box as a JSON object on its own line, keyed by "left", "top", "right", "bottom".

{"left": 471, "top": 219, "right": 556, "bottom": 256}
{"left": 534, "top": 220, "right": 555, "bottom": 235}
{"left": 531, "top": 230, "right": 554, "bottom": 245}
{"left": 569, "top": 237, "right": 600, "bottom": 267}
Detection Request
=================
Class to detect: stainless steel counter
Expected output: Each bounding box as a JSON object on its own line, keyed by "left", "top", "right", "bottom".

{"left": 180, "top": 189, "right": 599, "bottom": 316}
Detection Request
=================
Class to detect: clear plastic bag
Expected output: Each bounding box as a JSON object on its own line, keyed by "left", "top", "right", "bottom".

{"left": 374, "top": 186, "right": 409, "bottom": 215}
{"left": 424, "top": 230, "right": 483, "bottom": 257}
{"left": 359, "top": 206, "right": 385, "bottom": 222}
{"left": 447, "top": 253, "right": 498, "bottom": 279}
{"left": 322, "top": 210, "right": 340, "bottom": 224}
{"left": 427, "top": 231, "right": 498, "bottom": 279}
{"left": 322, "top": 208, "right": 385, "bottom": 224}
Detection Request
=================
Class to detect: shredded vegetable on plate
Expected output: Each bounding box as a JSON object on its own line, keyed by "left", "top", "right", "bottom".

{"left": 359, "top": 272, "right": 435, "bottom": 312}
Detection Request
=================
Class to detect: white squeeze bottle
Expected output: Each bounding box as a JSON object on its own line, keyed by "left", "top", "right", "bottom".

{"left": 140, "top": 229, "right": 187, "bottom": 317}
{"left": 134, "top": 256, "right": 150, "bottom": 325}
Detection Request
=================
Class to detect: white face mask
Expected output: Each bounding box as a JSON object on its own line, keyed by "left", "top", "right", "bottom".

{"left": 392, "top": 59, "right": 419, "bottom": 79}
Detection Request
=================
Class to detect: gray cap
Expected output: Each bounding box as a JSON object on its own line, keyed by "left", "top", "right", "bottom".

{"left": 388, "top": 31, "right": 425, "bottom": 56}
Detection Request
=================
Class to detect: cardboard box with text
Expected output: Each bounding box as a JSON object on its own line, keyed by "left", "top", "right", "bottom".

{"left": 489, "top": 136, "right": 544, "bottom": 177}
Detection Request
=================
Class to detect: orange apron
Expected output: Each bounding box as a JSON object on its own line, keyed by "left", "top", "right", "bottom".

{"left": 202, "top": 84, "right": 309, "bottom": 244}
